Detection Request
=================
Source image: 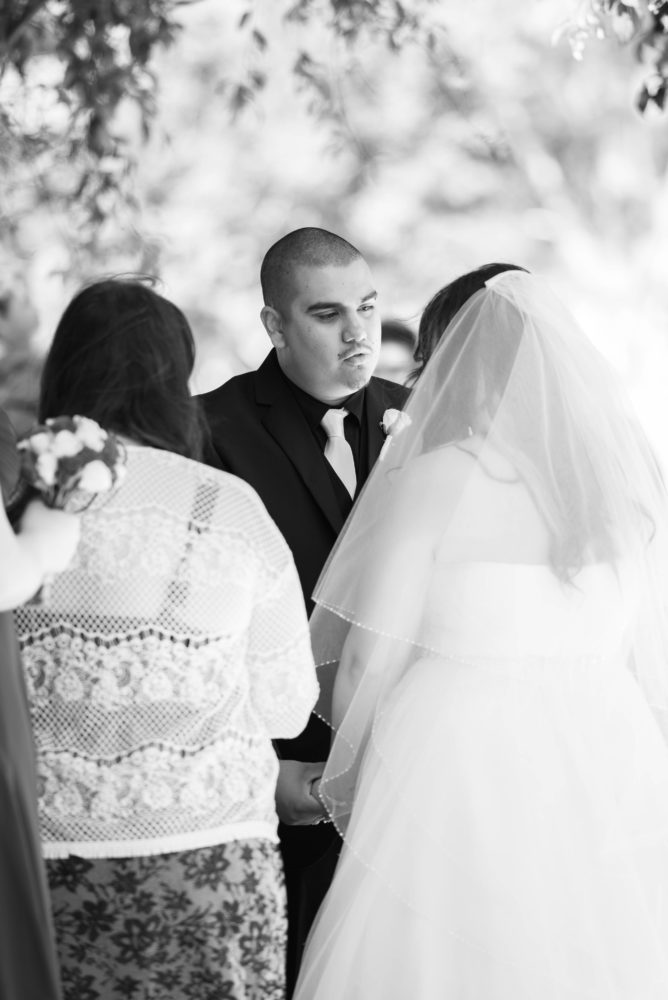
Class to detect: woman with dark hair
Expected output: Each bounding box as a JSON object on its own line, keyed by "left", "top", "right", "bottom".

{"left": 38, "top": 278, "right": 206, "bottom": 458}
{"left": 14, "top": 279, "right": 318, "bottom": 1000}
{"left": 296, "top": 268, "right": 668, "bottom": 998}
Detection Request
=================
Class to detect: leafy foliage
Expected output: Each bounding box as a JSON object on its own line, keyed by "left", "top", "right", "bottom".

{"left": 567, "top": 0, "right": 668, "bottom": 113}
{"left": 3, "top": 0, "right": 668, "bottom": 453}
{"left": 0, "top": 1, "right": 195, "bottom": 236}
{"left": 216, "top": 0, "right": 441, "bottom": 126}
{"left": 0, "top": 0, "right": 439, "bottom": 237}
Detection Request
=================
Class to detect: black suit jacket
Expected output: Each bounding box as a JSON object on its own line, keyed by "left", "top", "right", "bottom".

{"left": 198, "top": 350, "right": 409, "bottom": 861}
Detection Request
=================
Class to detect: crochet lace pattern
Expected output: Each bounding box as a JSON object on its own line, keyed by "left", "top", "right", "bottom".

{"left": 14, "top": 447, "right": 317, "bottom": 858}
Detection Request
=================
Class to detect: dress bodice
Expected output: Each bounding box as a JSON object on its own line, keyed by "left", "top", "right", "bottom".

{"left": 419, "top": 561, "right": 634, "bottom": 662}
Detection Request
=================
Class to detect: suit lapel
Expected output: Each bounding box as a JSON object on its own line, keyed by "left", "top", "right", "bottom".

{"left": 255, "top": 353, "right": 345, "bottom": 534}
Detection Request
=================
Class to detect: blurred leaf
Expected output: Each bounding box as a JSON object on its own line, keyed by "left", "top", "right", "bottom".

{"left": 252, "top": 27, "right": 267, "bottom": 49}
{"left": 570, "top": 0, "right": 668, "bottom": 112}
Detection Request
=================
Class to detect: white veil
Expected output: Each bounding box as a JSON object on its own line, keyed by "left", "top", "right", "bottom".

{"left": 311, "top": 271, "right": 668, "bottom": 836}
{"left": 298, "top": 270, "right": 668, "bottom": 997}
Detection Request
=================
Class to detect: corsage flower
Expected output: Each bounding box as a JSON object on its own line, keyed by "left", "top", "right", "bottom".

{"left": 18, "top": 415, "right": 127, "bottom": 511}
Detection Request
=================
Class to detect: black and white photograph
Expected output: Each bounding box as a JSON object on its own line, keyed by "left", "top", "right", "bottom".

{"left": 3, "top": 2, "right": 668, "bottom": 998}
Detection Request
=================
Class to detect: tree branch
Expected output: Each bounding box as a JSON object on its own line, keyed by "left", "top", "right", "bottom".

{"left": 0, "top": 0, "right": 50, "bottom": 61}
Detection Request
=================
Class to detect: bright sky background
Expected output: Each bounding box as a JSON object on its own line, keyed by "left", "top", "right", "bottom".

{"left": 4, "top": 0, "right": 668, "bottom": 466}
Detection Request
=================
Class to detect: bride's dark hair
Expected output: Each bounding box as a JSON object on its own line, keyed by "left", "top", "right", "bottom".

{"left": 413, "top": 262, "right": 528, "bottom": 381}
{"left": 39, "top": 277, "right": 207, "bottom": 460}
{"left": 416, "top": 265, "right": 653, "bottom": 581}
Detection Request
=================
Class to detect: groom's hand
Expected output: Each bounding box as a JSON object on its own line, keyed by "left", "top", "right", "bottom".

{"left": 275, "top": 760, "right": 328, "bottom": 826}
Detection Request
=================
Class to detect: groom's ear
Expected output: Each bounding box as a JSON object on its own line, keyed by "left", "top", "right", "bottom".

{"left": 261, "top": 306, "right": 286, "bottom": 349}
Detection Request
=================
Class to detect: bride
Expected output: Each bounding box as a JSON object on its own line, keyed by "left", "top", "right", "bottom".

{"left": 294, "top": 266, "right": 668, "bottom": 999}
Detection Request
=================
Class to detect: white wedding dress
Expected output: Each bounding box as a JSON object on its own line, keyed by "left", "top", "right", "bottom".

{"left": 295, "top": 561, "right": 668, "bottom": 999}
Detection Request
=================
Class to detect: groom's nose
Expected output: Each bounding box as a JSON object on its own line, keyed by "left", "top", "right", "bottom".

{"left": 342, "top": 313, "right": 366, "bottom": 343}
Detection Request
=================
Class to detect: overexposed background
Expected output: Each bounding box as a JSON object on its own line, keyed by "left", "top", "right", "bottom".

{"left": 2, "top": 1, "right": 668, "bottom": 462}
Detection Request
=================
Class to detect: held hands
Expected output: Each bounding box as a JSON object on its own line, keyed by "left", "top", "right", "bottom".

{"left": 20, "top": 499, "right": 81, "bottom": 574}
{"left": 275, "top": 760, "right": 329, "bottom": 826}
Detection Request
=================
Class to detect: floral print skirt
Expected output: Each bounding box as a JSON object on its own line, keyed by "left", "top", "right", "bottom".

{"left": 46, "top": 838, "right": 286, "bottom": 1000}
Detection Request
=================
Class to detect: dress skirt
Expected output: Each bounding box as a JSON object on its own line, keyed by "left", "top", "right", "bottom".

{"left": 0, "top": 615, "right": 63, "bottom": 1000}
{"left": 0, "top": 410, "right": 63, "bottom": 999}
{"left": 47, "top": 838, "right": 286, "bottom": 1000}
{"left": 295, "top": 653, "right": 668, "bottom": 999}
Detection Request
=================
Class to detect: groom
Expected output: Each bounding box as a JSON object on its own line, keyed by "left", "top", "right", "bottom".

{"left": 198, "top": 227, "right": 409, "bottom": 992}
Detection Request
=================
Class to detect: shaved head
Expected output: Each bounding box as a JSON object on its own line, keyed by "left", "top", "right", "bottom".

{"left": 261, "top": 227, "right": 363, "bottom": 314}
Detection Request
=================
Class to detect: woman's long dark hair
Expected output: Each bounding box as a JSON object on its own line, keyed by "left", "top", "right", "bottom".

{"left": 39, "top": 278, "right": 207, "bottom": 460}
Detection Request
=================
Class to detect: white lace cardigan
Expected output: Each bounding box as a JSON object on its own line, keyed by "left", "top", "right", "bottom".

{"left": 14, "top": 447, "right": 318, "bottom": 859}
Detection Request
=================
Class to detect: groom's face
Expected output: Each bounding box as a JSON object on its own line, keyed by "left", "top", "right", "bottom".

{"left": 263, "top": 258, "right": 381, "bottom": 404}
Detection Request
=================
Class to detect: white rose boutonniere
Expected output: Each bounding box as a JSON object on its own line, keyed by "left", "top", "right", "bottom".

{"left": 379, "top": 408, "right": 412, "bottom": 461}
{"left": 380, "top": 408, "right": 411, "bottom": 436}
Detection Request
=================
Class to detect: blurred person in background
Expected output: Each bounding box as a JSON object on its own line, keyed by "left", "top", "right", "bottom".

{"left": 0, "top": 406, "right": 80, "bottom": 1000}
{"left": 375, "top": 318, "right": 416, "bottom": 385}
{"left": 199, "top": 227, "right": 409, "bottom": 994}
{"left": 14, "top": 279, "right": 317, "bottom": 1000}
{"left": 0, "top": 265, "right": 42, "bottom": 437}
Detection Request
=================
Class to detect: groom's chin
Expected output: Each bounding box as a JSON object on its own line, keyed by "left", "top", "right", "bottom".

{"left": 339, "top": 365, "right": 373, "bottom": 392}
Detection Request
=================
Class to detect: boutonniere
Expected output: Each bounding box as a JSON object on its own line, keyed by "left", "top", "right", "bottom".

{"left": 380, "top": 408, "right": 411, "bottom": 436}
{"left": 379, "top": 408, "right": 412, "bottom": 461}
